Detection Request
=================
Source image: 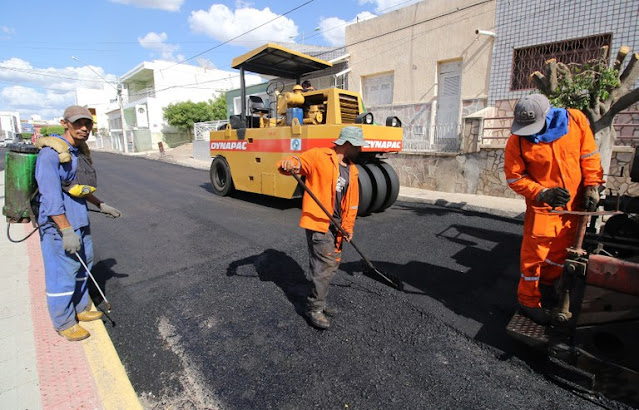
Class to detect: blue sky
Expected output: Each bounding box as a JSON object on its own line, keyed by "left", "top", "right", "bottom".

{"left": 0, "top": 0, "right": 421, "bottom": 121}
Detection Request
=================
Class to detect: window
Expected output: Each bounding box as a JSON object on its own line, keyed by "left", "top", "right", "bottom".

{"left": 362, "top": 73, "right": 394, "bottom": 106}
{"left": 511, "top": 33, "right": 612, "bottom": 91}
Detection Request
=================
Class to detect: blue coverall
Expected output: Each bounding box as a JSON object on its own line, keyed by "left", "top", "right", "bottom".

{"left": 35, "top": 138, "right": 93, "bottom": 332}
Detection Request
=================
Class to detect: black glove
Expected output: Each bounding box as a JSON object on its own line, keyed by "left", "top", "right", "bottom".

{"left": 60, "top": 227, "right": 82, "bottom": 253}
{"left": 583, "top": 185, "right": 600, "bottom": 212}
{"left": 537, "top": 187, "right": 571, "bottom": 208}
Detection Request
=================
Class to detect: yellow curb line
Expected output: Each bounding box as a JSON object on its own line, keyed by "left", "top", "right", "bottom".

{"left": 81, "top": 313, "right": 143, "bottom": 410}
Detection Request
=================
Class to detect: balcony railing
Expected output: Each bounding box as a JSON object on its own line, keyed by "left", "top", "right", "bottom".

{"left": 126, "top": 87, "right": 156, "bottom": 104}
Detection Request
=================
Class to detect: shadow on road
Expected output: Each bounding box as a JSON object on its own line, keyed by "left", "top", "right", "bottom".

{"left": 226, "top": 249, "right": 310, "bottom": 318}
{"left": 88, "top": 257, "right": 128, "bottom": 306}
{"left": 340, "top": 222, "right": 522, "bottom": 354}
{"left": 199, "top": 183, "right": 303, "bottom": 211}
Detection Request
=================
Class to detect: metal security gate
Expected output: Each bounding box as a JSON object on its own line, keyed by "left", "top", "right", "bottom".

{"left": 434, "top": 61, "right": 462, "bottom": 151}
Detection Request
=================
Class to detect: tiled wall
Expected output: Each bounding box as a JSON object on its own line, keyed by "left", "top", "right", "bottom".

{"left": 489, "top": 0, "right": 639, "bottom": 104}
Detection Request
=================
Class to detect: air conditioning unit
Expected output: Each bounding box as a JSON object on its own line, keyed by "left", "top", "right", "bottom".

{"left": 135, "top": 104, "right": 148, "bottom": 128}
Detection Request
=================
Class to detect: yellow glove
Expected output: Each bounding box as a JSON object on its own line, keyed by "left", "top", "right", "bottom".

{"left": 67, "top": 184, "right": 96, "bottom": 198}
{"left": 35, "top": 137, "right": 71, "bottom": 163}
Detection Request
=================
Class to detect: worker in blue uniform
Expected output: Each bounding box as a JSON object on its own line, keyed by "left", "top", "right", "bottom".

{"left": 35, "top": 105, "right": 122, "bottom": 341}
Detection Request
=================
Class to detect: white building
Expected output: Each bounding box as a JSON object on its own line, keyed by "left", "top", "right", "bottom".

{"left": 0, "top": 111, "right": 22, "bottom": 143}
{"left": 107, "top": 60, "right": 263, "bottom": 152}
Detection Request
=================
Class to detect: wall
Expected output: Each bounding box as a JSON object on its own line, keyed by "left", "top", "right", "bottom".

{"left": 346, "top": 0, "right": 496, "bottom": 105}
{"left": 489, "top": 0, "right": 639, "bottom": 104}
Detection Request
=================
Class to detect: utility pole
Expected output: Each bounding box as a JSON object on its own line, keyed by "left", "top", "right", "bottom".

{"left": 117, "top": 84, "right": 129, "bottom": 153}
{"left": 71, "top": 55, "right": 129, "bottom": 153}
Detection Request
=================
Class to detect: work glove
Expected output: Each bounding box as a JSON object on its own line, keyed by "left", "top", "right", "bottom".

{"left": 536, "top": 187, "right": 571, "bottom": 208}
{"left": 100, "top": 203, "right": 122, "bottom": 218}
{"left": 60, "top": 227, "right": 82, "bottom": 254}
{"left": 583, "top": 185, "right": 600, "bottom": 212}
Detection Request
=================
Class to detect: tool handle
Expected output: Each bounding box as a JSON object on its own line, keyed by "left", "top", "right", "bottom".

{"left": 289, "top": 172, "right": 375, "bottom": 270}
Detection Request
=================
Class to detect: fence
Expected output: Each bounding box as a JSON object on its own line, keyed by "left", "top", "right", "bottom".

{"left": 194, "top": 120, "right": 228, "bottom": 141}
{"left": 479, "top": 111, "right": 639, "bottom": 148}
{"left": 402, "top": 122, "right": 462, "bottom": 152}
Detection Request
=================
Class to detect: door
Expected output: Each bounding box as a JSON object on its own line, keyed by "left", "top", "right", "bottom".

{"left": 435, "top": 61, "right": 462, "bottom": 148}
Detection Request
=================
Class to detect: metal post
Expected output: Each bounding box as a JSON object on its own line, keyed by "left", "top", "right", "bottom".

{"left": 118, "top": 85, "right": 129, "bottom": 154}
{"left": 240, "top": 67, "right": 246, "bottom": 125}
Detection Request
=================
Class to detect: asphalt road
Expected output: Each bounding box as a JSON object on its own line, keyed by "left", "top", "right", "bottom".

{"left": 4, "top": 147, "right": 625, "bottom": 409}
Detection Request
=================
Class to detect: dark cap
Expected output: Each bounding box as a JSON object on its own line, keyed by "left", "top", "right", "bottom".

{"left": 511, "top": 94, "right": 550, "bottom": 136}
{"left": 63, "top": 105, "right": 93, "bottom": 123}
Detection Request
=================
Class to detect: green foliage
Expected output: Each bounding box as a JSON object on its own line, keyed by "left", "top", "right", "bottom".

{"left": 210, "top": 93, "right": 227, "bottom": 120}
{"left": 21, "top": 133, "right": 33, "bottom": 140}
{"left": 163, "top": 94, "right": 227, "bottom": 131}
{"left": 40, "top": 125, "right": 65, "bottom": 136}
{"left": 545, "top": 58, "right": 620, "bottom": 110}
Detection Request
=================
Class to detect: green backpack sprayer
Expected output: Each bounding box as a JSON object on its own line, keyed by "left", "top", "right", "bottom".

{"left": 3, "top": 138, "right": 112, "bottom": 311}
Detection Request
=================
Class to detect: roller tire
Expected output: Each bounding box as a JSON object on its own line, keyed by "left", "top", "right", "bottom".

{"left": 356, "top": 164, "right": 373, "bottom": 216}
{"left": 364, "top": 163, "right": 388, "bottom": 214}
{"left": 379, "top": 162, "right": 400, "bottom": 211}
{"left": 210, "top": 156, "right": 235, "bottom": 196}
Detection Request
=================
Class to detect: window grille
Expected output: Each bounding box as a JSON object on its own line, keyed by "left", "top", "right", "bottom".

{"left": 511, "top": 33, "right": 612, "bottom": 91}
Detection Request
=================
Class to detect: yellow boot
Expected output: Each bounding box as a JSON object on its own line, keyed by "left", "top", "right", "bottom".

{"left": 77, "top": 309, "right": 103, "bottom": 322}
{"left": 58, "top": 324, "right": 90, "bottom": 341}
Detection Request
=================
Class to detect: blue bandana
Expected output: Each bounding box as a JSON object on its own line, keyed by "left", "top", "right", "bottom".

{"left": 523, "top": 108, "right": 569, "bottom": 144}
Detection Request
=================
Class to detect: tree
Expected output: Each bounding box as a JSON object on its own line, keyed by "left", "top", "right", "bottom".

{"left": 40, "top": 125, "right": 65, "bottom": 136}
{"left": 530, "top": 45, "right": 639, "bottom": 173}
{"left": 163, "top": 94, "right": 227, "bottom": 136}
{"left": 209, "top": 93, "right": 227, "bottom": 120}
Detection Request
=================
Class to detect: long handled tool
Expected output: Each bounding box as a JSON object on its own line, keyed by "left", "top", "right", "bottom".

{"left": 291, "top": 172, "right": 404, "bottom": 291}
{"left": 75, "top": 252, "right": 112, "bottom": 312}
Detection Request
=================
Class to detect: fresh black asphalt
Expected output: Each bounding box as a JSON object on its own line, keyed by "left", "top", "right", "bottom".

{"left": 4, "top": 147, "right": 626, "bottom": 409}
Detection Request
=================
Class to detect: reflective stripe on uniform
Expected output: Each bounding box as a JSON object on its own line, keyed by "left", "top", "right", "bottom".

{"left": 350, "top": 206, "right": 358, "bottom": 210}
{"left": 580, "top": 149, "right": 599, "bottom": 159}
{"left": 520, "top": 274, "right": 539, "bottom": 281}
{"left": 507, "top": 173, "right": 528, "bottom": 184}
{"left": 46, "top": 291, "right": 75, "bottom": 297}
{"left": 544, "top": 258, "right": 563, "bottom": 267}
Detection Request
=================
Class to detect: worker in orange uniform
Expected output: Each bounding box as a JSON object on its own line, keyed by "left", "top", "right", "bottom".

{"left": 504, "top": 94, "right": 604, "bottom": 324}
{"left": 278, "top": 126, "right": 364, "bottom": 330}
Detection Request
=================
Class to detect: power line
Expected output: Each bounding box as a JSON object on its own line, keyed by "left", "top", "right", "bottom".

{"left": 166, "top": 0, "right": 315, "bottom": 69}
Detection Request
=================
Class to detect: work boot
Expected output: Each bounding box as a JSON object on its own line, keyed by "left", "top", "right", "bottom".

{"left": 307, "top": 310, "right": 330, "bottom": 330}
{"left": 323, "top": 305, "right": 338, "bottom": 317}
{"left": 519, "top": 304, "right": 550, "bottom": 325}
{"left": 58, "top": 324, "right": 90, "bottom": 341}
{"left": 77, "top": 309, "right": 103, "bottom": 322}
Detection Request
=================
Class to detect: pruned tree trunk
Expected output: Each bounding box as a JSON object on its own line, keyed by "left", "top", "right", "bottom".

{"left": 530, "top": 46, "right": 639, "bottom": 175}
{"left": 594, "top": 121, "right": 615, "bottom": 174}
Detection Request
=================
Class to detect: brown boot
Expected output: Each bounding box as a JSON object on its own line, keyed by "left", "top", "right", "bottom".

{"left": 307, "top": 310, "right": 330, "bottom": 330}
{"left": 58, "top": 324, "right": 90, "bottom": 341}
{"left": 77, "top": 310, "right": 103, "bottom": 322}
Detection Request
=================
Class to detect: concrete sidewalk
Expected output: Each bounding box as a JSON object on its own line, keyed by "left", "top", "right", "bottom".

{"left": 107, "top": 142, "right": 526, "bottom": 220}
{"left": 0, "top": 171, "right": 142, "bottom": 409}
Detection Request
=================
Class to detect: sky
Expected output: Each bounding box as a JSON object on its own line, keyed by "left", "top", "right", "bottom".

{"left": 0, "top": 0, "right": 422, "bottom": 121}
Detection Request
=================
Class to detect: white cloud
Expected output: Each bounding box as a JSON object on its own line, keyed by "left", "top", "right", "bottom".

{"left": 138, "top": 32, "right": 184, "bottom": 61}
{"left": 108, "top": 0, "right": 183, "bottom": 12}
{"left": 359, "top": 0, "right": 422, "bottom": 14}
{"left": 189, "top": 4, "right": 298, "bottom": 45}
{"left": 319, "top": 12, "right": 377, "bottom": 46}
{"left": 0, "top": 26, "right": 15, "bottom": 40}
{"left": 0, "top": 58, "right": 117, "bottom": 120}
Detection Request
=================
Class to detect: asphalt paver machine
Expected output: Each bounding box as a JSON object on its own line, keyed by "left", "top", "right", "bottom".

{"left": 208, "top": 43, "right": 403, "bottom": 215}
{"left": 507, "top": 147, "right": 639, "bottom": 407}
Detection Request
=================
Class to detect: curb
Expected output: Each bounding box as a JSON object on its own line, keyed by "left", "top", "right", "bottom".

{"left": 397, "top": 194, "right": 526, "bottom": 220}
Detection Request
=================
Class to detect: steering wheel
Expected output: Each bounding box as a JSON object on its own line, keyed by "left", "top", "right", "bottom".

{"left": 266, "top": 80, "right": 285, "bottom": 96}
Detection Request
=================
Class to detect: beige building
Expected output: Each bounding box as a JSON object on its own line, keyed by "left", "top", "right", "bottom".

{"left": 346, "top": 0, "right": 496, "bottom": 152}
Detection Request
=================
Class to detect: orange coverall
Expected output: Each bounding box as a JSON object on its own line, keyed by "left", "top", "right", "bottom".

{"left": 278, "top": 147, "right": 359, "bottom": 235}
{"left": 504, "top": 108, "right": 604, "bottom": 307}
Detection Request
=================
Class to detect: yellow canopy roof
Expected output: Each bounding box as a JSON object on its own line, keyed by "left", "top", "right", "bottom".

{"left": 231, "top": 43, "right": 332, "bottom": 78}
